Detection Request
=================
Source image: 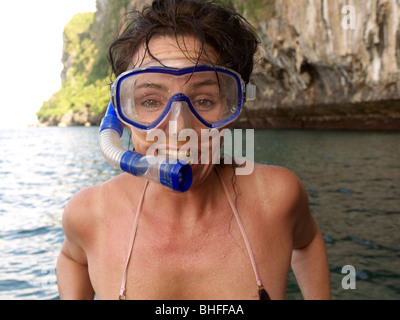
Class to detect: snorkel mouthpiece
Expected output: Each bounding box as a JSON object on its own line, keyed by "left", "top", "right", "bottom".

{"left": 99, "top": 101, "right": 193, "bottom": 192}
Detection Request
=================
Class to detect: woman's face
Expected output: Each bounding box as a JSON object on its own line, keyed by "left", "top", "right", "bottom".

{"left": 128, "top": 35, "right": 227, "bottom": 188}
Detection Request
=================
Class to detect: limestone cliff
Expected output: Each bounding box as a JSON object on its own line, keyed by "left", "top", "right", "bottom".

{"left": 38, "top": 0, "right": 400, "bottom": 130}
{"left": 242, "top": 0, "right": 400, "bottom": 130}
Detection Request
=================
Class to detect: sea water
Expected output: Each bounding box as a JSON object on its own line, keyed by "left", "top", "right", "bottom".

{"left": 0, "top": 126, "right": 399, "bottom": 299}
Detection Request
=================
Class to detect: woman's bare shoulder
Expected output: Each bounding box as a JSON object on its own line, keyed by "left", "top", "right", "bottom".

{"left": 239, "top": 162, "right": 304, "bottom": 191}
{"left": 238, "top": 163, "right": 309, "bottom": 218}
{"left": 62, "top": 179, "right": 106, "bottom": 246}
{"left": 61, "top": 173, "right": 138, "bottom": 246}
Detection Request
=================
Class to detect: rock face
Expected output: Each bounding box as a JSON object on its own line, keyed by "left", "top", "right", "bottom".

{"left": 239, "top": 0, "right": 400, "bottom": 130}
{"left": 57, "top": 108, "right": 103, "bottom": 127}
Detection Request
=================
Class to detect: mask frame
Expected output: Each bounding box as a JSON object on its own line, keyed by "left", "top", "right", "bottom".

{"left": 110, "top": 65, "right": 256, "bottom": 130}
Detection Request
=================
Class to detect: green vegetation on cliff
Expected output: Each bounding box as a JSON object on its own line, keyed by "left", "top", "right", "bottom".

{"left": 37, "top": 12, "right": 109, "bottom": 125}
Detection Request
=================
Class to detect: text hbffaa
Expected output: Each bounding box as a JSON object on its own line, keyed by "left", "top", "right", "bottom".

{"left": 155, "top": 304, "right": 244, "bottom": 317}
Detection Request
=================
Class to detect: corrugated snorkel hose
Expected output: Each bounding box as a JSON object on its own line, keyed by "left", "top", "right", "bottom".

{"left": 99, "top": 101, "right": 192, "bottom": 192}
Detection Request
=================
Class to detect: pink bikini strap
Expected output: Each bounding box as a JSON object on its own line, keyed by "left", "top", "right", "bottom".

{"left": 119, "top": 180, "right": 149, "bottom": 300}
{"left": 215, "top": 167, "right": 264, "bottom": 289}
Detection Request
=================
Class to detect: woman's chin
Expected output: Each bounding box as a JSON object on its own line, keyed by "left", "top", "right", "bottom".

{"left": 188, "top": 163, "right": 215, "bottom": 189}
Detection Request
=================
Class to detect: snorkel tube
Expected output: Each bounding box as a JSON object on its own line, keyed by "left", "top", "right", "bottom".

{"left": 99, "top": 101, "right": 193, "bottom": 192}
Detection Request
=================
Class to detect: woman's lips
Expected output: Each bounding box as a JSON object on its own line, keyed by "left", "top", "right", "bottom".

{"left": 159, "top": 149, "right": 191, "bottom": 158}
{"left": 157, "top": 146, "right": 200, "bottom": 165}
{"left": 150, "top": 142, "right": 215, "bottom": 166}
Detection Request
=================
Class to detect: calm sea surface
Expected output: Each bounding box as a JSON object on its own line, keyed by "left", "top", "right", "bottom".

{"left": 0, "top": 126, "right": 399, "bottom": 300}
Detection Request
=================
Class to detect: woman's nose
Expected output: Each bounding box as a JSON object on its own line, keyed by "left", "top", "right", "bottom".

{"left": 166, "top": 100, "right": 193, "bottom": 136}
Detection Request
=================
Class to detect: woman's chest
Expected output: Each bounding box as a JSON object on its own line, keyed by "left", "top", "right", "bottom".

{"left": 88, "top": 215, "right": 292, "bottom": 300}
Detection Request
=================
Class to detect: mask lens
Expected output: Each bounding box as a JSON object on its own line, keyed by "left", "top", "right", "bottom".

{"left": 186, "top": 71, "right": 238, "bottom": 125}
{"left": 119, "top": 73, "right": 172, "bottom": 127}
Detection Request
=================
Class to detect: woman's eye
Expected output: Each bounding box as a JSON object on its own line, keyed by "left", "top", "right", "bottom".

{"left": 144, "top": 99, "right": 158, "bottom": 106}
{"left": 140, "top": 99, "right": 162, "bottom": 110}
{"left": 194, "top": 99, "right": 215, "bottom": 110}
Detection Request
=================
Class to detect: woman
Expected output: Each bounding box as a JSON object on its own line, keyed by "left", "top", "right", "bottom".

{"left": 56, "top": 0, "right": 330, "bottom": 300}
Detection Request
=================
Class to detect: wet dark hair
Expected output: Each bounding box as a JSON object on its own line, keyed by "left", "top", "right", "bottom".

{"left": 108, "top": 0, "right": 260, "bottom": 83}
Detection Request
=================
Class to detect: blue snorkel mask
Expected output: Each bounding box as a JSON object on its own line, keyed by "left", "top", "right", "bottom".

{"left": 99, "top": 65, "right": 256, "bottom": 192}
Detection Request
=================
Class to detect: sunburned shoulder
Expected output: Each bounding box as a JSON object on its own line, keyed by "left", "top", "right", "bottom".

{"left": 61, "top": 173, "right": 142, "bottom": 244}
{"left": 236, "top": 163, "right": 310, "bottom": 219}
{"left": 62, "top": 178, "right": 107, "bottom": 243}
{"left": 238, "top": 162, "right": 305, "bottom": 194}
{"left": 64, "top": 173, "right": 142, "bottom": 213}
